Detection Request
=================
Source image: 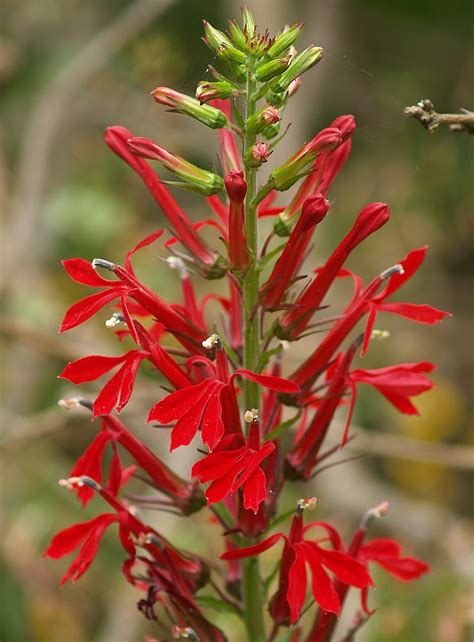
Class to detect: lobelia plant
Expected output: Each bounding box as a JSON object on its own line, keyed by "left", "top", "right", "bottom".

{"left": 46, "top": 8, "right": 451, "bottom": 642}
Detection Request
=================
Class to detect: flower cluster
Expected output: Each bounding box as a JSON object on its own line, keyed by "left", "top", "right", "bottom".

{"left": 48, "top": 9, "right": 447, "bottom": 642}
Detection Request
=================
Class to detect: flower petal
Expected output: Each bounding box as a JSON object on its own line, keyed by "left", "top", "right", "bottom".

{"left": 62, "top": 258, "right": 117, "bottom": 287}
{"left": 220, "top": 533, "right": 284, "bottom": 560}
{"left": 60, "top": 288, "right": 122, "bottom": 333}
{"left": 233, "top": 369, "right": 300, "bottom": 393}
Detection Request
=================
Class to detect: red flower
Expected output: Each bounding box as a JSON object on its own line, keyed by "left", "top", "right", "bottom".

{"left": 277, "top": 202, "right": 391, "bottom": 338}
{"left": 349, "top": 361, "right": 435, "bottom": 415}
{"left": 225, "top": 170, "right": 250, "bottom": 270}
{"left": 359, "top": 538, "right": 430, "bottom": 582}
{"left": 60, "top": 350, "right": 148, "bottom": 417}
{"left": 191, "top": 418, "right": 275, "bottom": 513}
{"left": 292, "top": 247, "right": 450, "bottom": 390}
{"left": 60, "top": 231, "right": 207, "bottom": 353}
{"left": 148, "top": 341, "right": 299, "bottom": 451}
{"left": 221, "top": 509, "right": 372, "bottom": 622}
{"left": 44, "top": 513, "right": 127, "bottom": 585}
{"left": 261, "top": 193, "right": 329, "bottom": 310}
{"left": 105, "top": 126, "right": 218, "bottom": 268}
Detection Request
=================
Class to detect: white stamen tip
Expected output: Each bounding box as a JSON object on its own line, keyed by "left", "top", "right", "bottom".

{"left": 202, "top": 333, "right": 221, "bottom": 350}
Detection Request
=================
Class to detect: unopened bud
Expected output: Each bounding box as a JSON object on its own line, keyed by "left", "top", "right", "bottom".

{"left": 152, "top": 87, "right": 228, "bottom": 129}
{"left": 227, "top": 19, "right": 247, "bottom": 51}
{"left": 128, "top": 137, "right": 224, "bottom": 196}
{"left": 267, "top": 22, "right": 304, "bottom": 58}
{"left": 196, "top": 80, "right": 234, "bottom": 103}
{"left": 274, "top": 46, "right": 323, "bottom": 93}
{"left": 271, "top": 127, "right": 342, "bottom": 191}
{"left": 245, "top": 142, "right": 271, "bottom": 168}
{"left": 255, "top": 56, "right": 291, "bottom": 82}
{"left": 246, "top": 105, "right": 280, "bottom": 135}
{"left": 224, "top": 170, "right": 247, "bottom": 202}
{"left": 287, "top": 78, "right": 301, "bottom": 97}
{"left": 241, "top": 7, "right": 256, "bottom": 39}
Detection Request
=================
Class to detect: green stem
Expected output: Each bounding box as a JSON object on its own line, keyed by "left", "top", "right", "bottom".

{"left": 241, "top": 65, "right": 266, "bottom": 642}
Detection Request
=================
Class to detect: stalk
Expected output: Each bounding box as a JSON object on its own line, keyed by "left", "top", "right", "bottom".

{"left": 242, "top": 63, "right": 266, "bottom": 642}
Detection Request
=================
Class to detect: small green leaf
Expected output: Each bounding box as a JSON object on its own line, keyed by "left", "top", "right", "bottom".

{"left": 265, "top": 410, "right": 301, "bottom": 442}
{"left": 256, "top": 344, "right": 283, "bottom": 372}
{"left": 196, "top": 595, "right": 242, "bottom": 617}
{"left": 258, "top": 242, "right": 286, "bottom": 272}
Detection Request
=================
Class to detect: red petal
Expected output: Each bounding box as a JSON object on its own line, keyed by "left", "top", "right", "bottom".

{"left": 62, "top": 258, "right": 117, "bottom": 287}
{"left": 287, "top": 548, "right": 307, "bottom": 623}
{"left": 220, "top": 533, "right": 284, "bottom": 560}
{"left": 116, "top": 353, "right": 147, "bottom": 412}
{"left": 44, "top": 514, "right": 116, "bottom": 559}
{"left": 125, "top": 230, "right": 164, "bottom": 275}
{"left": 318, "top": 547, "right": 372, "bottom": 588}
{"left": 360, "top": 538, "right": 402, "bottom": 558}
{"left": 148, "top": 379, "right": 212, "bottom": 423}
{"left": 233, "top": 369, "right": 300, "bottom": 393}
{"left": 377, "top": 302, "right": 451, "bottom": 324}
{"left": 92, "top": 368, "right": 124, "bottom": 417}
{"left": 59, "top": 288, "right": 122, "bottom": 333}
{"left": 300, "top": 542, "right": 340, "bottom": 615}
{"left": 375, "top": 246, "right": 428, "bottom": 301}
{"left": 70, "top": 431, "right": 113, "bottom": 506}
{"left": 242, "top": 466, "right": 267, "bottom": 514}
{"left": 169, "top": 396, "right": 208, "bottom": 450}
{"left": 361, "top": 302, "right": 377, "bottom": 357}
{"left": 373, "top": 556, "right": 429, "bottom": 581}
{"left": 200, "top": 389, "right": 224, "bottom": 451}
{"left": 192, "top": 448, "right": 247, "bottom": 483}
{"left": 59, "top": 353, "right": 128, "bottom": 383}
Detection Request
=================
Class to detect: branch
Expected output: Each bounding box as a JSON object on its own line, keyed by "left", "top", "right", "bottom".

{"left": 404, "top": 99, "right": 474, "bottom": 134}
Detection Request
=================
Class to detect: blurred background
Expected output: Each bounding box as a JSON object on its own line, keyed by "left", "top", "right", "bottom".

{"left": 1, "top": 0, "right": 473, "bottom": 641}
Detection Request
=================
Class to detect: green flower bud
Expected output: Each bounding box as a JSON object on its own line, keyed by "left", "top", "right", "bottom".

{"left": 196, "top": 81, "right": 234, "bottom": 103}
{"left": 267, "top": 22, "right": 304, "bottom": 58}
{"left": 255, "top": 56, "right": 291, "bottom": 82}
{"left": 246, "top": 105, "right": 280, "bottom": 135}
{"left": 228, "top": 19, "right": 247, "bottom": 51}
{"left": 274, "top": 46, "right": 323, "bottom": 93}
{"left": 241, "top": 6, "right": 256, "bottom": 39}
{"left": 128, "top": 137, "right": 224, "bottom": 196}
{"left": 203, "top": 20, "right": 233, "bottom": 52}
{"left": 151, "top": 87, "right": 228, "bottom": 129}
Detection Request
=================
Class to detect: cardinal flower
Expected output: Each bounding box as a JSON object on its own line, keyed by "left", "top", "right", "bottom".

{"left": 277, "top": 202, "right": 391, "bottom": 338}
{"left": 261, "top": 193, "right": 329, "bottom": 310}
{"left": 148, "top": 337, "right": 299, "bottom": 451}
{"left": 292, "top": 247, "right": 450, "bottom": 390}
{"left": 60, "top": 231, "right": 207, "bottom": 353}
{"left": 192, "top": 413, "right": 275, "bottom": 513}
{"left": 221, "top": 505, "right": 372, "bottom": 623}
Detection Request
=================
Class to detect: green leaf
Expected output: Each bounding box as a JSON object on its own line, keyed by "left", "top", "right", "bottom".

{"left": 265, "top": 410, "right": 301, "bottom": 442}
{"left": 196, "top": 595, "right": 242, "bottom": 617}
{"left": 256, "top": 344, "right": 283, "bottom": 372}
{"left": 258, "top": 242, "right": 286, "bottom": 272}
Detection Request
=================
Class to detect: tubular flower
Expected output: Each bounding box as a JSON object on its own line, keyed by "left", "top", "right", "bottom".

{"left": 151, "top": 86, "right": 228, "bottom": 129}
{"left": 225, "top": 170, "right": 250, "bottom": 269}
{"left": 275, "top": 115, "right": 356, "bottom": 235}
{"left": 292, "top": 247, "right": 451, "bottom": 390}
{"left": 221, "top": 508, "right": 372, "bottom": 623}
{"left": 211, "top": 98, "right": 243, "bottom": 174}
{"left": 105, "top": 127, "right": 219, "bottom": 269}
{"left": 277, "top": 202, "right": 391, "bottom": 338}
{"left": 128, "top": 136, "right": 224, "bottom": 196}
{"left": 60, "top": 231, "right": 207, "bottom": 353}
{"left": 192, "top": 419, "right": 275, "bottom": 513}
{"left": 261, "top": 193, "right": 329, "bottom": 310}
{"left": 271, "top": 127, "right": 343, "bottom": 191}
{"left": 148, "top": 340, "right": 299, "bottom": 452}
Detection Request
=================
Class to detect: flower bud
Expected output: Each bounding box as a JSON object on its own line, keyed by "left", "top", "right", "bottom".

{"left": 128, "top": 137, "right": 224, "bottom": 196}
{"left": 245, "top": 142, "right": 271, "bottom": 168}
{"left": 267, "top": 22, "right": 304, "bottom": 58}
{"left": 255, "top": 56, "right": 291, "bottom": 82}
{"left": 225, "top": 171, "right": 250, "bottom": 270}
{"left": 151, "top": 87, "right": 227, "bottom": 129}
{"left": 227, "top": 19, "right": 247, "bottom": 51}
{"left": 271, "top": 127, "right": 342, "bottom": 190}
{"left": 196, "top": 81, "right": 234, "bottom": 103}
{"left": 203, "top": 20, "right": 246, "bottom": 65}
{"left": 241, "top": 6, "right": 256, "bottom": 38}
{"left": 274, "top": 46, "right": 323, "bottom": 93}
{"left": 246, "top": 105, "right": 280, "bottom": 134}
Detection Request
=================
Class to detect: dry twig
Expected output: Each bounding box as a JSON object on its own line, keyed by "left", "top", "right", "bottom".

{"left": 404, "top": 99, "right": 474, "bottom": 133}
